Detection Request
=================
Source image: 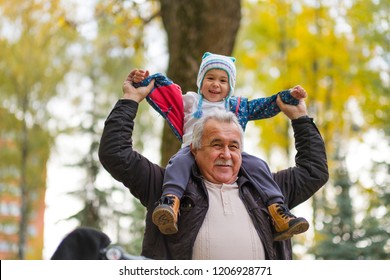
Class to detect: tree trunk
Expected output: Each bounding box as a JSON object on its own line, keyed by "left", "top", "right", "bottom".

{"left": 18, "top": 94, "right": 29, "bottom": 260}
{"left": 158, "top": 0, "right": 242, "bottom": 165}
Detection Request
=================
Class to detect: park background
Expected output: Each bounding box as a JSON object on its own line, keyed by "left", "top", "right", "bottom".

{"left": 0, "top": 0, "right": 389, "bottom": 260}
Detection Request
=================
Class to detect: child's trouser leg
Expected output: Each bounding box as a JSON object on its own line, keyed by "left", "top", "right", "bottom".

{"left": 152, "top": 146, "right": 193, "bottom": 235}
{"left": 241, "top": 152, "right": 309, "bottom": 241}
{"left": 241, "top": 152, "right": 284, "bottom": 204}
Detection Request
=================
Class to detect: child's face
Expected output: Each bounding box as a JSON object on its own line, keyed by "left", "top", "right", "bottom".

{"left": 200, "top": 69, "right": 230, "bottom": 102}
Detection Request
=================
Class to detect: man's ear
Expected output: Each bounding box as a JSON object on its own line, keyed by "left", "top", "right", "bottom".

{"left": 190, "top": 144, "right": 197, "bottom": 157}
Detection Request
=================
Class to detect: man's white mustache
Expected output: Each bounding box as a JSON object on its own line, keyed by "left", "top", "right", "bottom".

{"left": 215, "top": 159, "right": 233, "bottom": 166}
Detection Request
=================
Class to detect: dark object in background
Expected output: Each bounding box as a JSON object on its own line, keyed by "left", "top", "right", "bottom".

{"left": 51, "top": 227, "right": 111, "bottom": 260}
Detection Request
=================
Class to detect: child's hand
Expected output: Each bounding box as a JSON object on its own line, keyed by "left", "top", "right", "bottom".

{"left": 130, "top": 69, "right": 150, "bottom": 83}
{"left": 290, "top": 85, "right": 307, "bottom": 100}
{"left": 123, "top": 70, "right": 155, "bottom": 103}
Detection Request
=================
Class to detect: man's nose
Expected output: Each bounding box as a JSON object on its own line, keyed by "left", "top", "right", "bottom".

{"left": 219, "top": 146, "right": 231, "bottom": 158}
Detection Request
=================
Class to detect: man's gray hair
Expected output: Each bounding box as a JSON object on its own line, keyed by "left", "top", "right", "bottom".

{"left": 191, "top": 111, "right": 244, "bottom": 150}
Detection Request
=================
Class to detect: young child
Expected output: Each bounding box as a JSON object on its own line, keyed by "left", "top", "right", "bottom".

{"left": 131, "top": 52, "right": 309, "bottom": 241}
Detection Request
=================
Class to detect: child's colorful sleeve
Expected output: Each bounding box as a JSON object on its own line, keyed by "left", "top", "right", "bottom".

{"left": 246, "top": 89, "right": 299, "bottom": 121}
{"left": 133, "top": 74, "right": 184, "bottom": 142}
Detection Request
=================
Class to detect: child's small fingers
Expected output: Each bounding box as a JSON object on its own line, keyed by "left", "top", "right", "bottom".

{"left": 298, "top": 87, "right": 307, "bottom": 98}
{"left": 133, "top": 73, "right": 145, "bottom": 83}
{"left": 292, "top": 86, "right": 307, "bottom": 99}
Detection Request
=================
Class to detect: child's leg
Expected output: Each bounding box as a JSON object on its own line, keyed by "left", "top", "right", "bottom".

{"left": 162, "top": 145, "right": 193, "bottom": 198}
{"left": 152, "top": 146, "right": 193, "bottom": 235}
{"left": 241, "top": 152, "right": 309, "bottom": 241}
{"left": 241, "top": 152, "right": 284, "bottom": 205}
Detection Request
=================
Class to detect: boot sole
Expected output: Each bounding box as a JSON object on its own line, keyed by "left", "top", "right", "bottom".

{"left": 152, "top": 207, "right": 178, "bottom": 235}
{"left": 273, "top": 220, "right": 309, "bottom": 241}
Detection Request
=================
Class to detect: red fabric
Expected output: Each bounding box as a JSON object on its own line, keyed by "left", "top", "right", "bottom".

{"left": 147, "top": 83, "right": 184, "bottom": 139}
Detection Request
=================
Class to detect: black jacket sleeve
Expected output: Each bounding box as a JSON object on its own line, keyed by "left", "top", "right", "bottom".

{"left": 98, "top": 99, "right": 164, "bottom": 207}
{"left": 273, "top": 117, "right": 329, "bottom": 209}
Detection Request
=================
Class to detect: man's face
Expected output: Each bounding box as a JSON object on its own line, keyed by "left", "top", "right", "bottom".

{"left": 191, "top": 119, "right": 242, "bottom": 184}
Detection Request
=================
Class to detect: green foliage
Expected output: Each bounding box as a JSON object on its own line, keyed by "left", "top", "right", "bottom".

{"left": 312, "top": 158, "right": 390, "bottom": 259}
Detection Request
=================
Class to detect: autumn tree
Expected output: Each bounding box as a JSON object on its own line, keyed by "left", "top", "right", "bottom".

{"left": 235, "top": 0, "right": 389, "bottom": 259}
{"left": 0, "top": 0, "right": 78, "bottom": 259}
{"left": 53, "top": 1, "right": 154, "bottom": 255}
{"left": 311, "top": 0, "right": 390, "bottom": 259}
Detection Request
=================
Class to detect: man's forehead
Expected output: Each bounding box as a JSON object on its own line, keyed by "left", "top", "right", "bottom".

{"left": 203, "top": 120, "right": 241, "bottom": 142}
{"left": 208, "top": 138, "right": 241, "bottom": 146}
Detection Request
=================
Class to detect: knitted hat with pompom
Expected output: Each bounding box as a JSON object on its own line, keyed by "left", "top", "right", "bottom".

{"left": 193, "top": 52, "right": 236, "bottom": 118}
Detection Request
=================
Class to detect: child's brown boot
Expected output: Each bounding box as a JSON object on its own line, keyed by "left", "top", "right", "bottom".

{"left": 152, "top": 194, "right": 180, "bottom": 235}
{"left": 268, "top": 203, "right": 309, "bottom": 241}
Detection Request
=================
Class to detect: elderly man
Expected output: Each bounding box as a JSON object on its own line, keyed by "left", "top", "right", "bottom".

{"left": 98, "top": 73, "right": 328, "bottom": 260}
